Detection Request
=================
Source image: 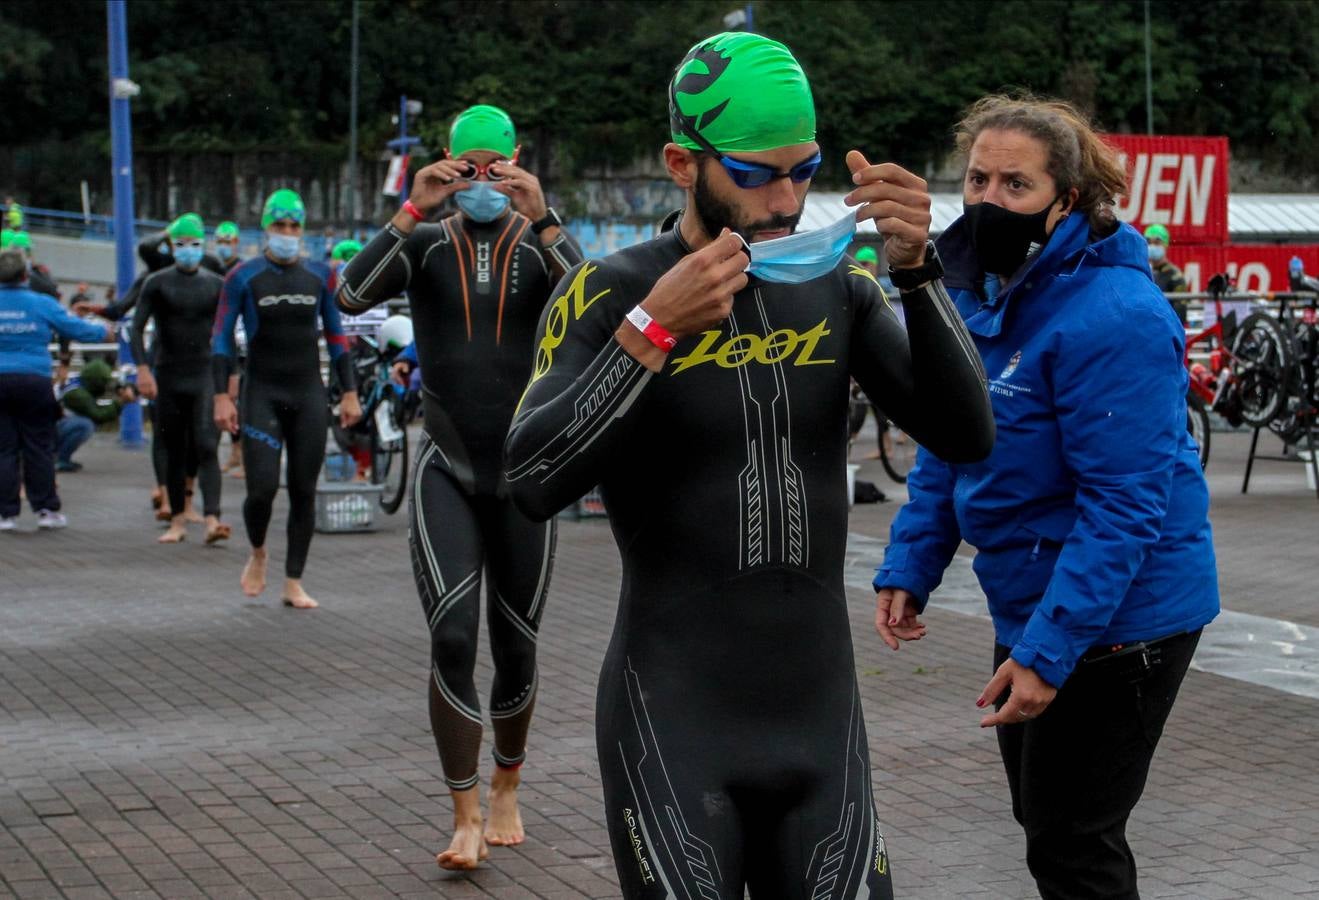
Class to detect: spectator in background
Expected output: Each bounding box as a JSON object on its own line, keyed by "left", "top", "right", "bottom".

{"left": 5, "top": 197, "right": 23, "bottom": 231}
{"left": 0, "top": 249, "right": 113, "bottom": 530}
{"left": 56, "top": 359, "right": 133, "bottom": 472}
{"left": 1145, "top": 223, "right": 1188, "bottom": 323}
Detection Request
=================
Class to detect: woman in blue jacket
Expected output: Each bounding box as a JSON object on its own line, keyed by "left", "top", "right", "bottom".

{"left": 873, "top": 95, "right": 1219, "bottom": 899}
{"left": 0, "top": 249, "right": 113, "bottom": 530}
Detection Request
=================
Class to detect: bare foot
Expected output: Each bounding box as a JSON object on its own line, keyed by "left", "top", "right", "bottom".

{"left": 204, "top": 517, "right": 231, "bottom": 545}
{"left": 229, "top": 467, "right": 245, "bottom": 479}
{"left": 183, "top": 504, "right": 203, "bottom": 524}
{"left": 158, "top": 518, "right": 188, "bottom": 544}
{"left": 864, "top": 449, "right": 882, "bottom": 460}
{"left": 241, "top": 551, "right": 267, "bottom": 597}
{"left": 437, "top": 788, "right": 488, "bottom": 870}
{"left": 485, "top": 767, "right": 525, "bottom": 846}
{"left": 281, "top": 578, "right": 319, "bottom": 609}
{"left": 150, "top": 487, "right": 163, "bottom": 510}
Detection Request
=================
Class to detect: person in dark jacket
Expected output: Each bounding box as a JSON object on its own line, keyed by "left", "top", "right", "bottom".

{"left": 873, "top": 95, "right": 1219, "bottom": 900}
{"left": 0, "top": 250, "right": 113, "bottom": 530}
{"left": 56, "top": 359, "right": 133, "bottom": 471}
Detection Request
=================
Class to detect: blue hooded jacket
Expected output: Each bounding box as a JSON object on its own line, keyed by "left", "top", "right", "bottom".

{"left": 874, "top": 211, "right": 1219, "bottom": 687}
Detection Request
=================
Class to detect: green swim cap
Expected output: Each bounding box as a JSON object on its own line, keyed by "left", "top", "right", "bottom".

{"left": 0, "top": 229, "right": 11, "bottom": 249}
{"left": 449, "top": 105, "right": 517, "bottom": 158}
{"left": 261, "top": 189, "right": 306, "bottom": 229}
{"left": 215, "top": 221, "right": 240, "bottom": 240}
{"left": 9, "top": 231, "right": 32, "bottom": 252}
{"left": 855, "top": 246, "right": 879, "bottom": 264}
{"left": 168, "top": 213, "right": 205, "bottom": 241}
{"left": 1143, "top": 223, "right": 1171, "bottom": 243}
{"left": 669, "top": 32, "right": 815, "bottom": 154}
{"left": 331, "top": 240, "right": 362, "bottom": 262}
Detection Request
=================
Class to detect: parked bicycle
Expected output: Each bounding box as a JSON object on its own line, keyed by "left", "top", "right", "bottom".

{"left": 329, "top": 334, "right": 416, "bottom": 514}
{"left": 848, "top": 383, "right": 913, "bottom": 484}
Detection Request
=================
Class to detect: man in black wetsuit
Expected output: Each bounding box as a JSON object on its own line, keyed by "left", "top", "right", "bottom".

{"left": 131, "top": 213, "right": 229, "bottom": 545}
{"left": 336, "top": 104, "right": 582, "bottom": 871}
{"left": 213, "top": 189, "right": 361, "bottom": 609}
{"left": 505, "top": 32, "right": 994, "bottom": 898}
{"left": 80, "top": 229, "right": 209, "bottom": 520}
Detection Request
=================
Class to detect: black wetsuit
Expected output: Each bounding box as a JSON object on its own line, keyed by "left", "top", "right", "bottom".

{"left": 130, "top": 265, "right": 224, "bottom": 518}
{"left": 337, "top": 211, "right": 581, "bottom": 790}
{"left": 213, "top": 255, "right": 353, "bottom": 579}
{"left": 506, "top": 225, "right": 994, "bottom": 898}
{"left": 104, "top": 235, "right": 203, "bottom": 489}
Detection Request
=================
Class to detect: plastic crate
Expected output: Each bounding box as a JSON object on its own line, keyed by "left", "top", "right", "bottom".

{"left": 314, "top": 481, "right": 384, "bottom": 533}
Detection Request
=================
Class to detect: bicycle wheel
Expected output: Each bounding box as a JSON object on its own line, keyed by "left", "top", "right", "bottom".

{"left": 1186, "top": 391, "right": 1210, "bottom": 469}
{"left": 371, "top": 392, "right": 409, "bottom": 514}
{"left": 1230, "top": 312, "right": 1295, "bottom": 428}
{"left": 879, "top": 425, "right": 915, "bottom": 484}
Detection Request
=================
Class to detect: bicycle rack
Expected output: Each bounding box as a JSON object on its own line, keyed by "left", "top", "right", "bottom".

{"left": 1242, "top": 422, "right": 1319, "bottom": 502}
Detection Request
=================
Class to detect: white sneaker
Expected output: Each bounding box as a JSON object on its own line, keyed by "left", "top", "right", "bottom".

{"left": 0, "top": 517, "right": 16, "bottom": 531}
{"left": 36, "top": 510, "right": 67, "bottom": 530}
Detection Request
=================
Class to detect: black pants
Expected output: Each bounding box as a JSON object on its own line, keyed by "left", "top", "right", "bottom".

{"left": 240, "top": 377, "right": 327, "bottom": 579}
{"left": 0, "top": 373, "right": 61, "bottom": 517}
{"left": 994, "top": 629, "right": 1202, "bottom": 900}
{"left": 409, "top": 436, "right": 555, "bottom": 790}
{"left": 157, "top": 374, "right": 220, "bottom": 517}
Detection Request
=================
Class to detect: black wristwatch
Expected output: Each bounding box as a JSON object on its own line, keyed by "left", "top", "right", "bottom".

{"left": 888, "top": 241, "right": 943, "bottom": 292}
{"left": 530, "top": 207, "right": 562, "bottom": 235}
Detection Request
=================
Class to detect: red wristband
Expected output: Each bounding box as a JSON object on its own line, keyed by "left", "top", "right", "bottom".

{"left": 625, "top": 305, "right": 677, "bottom": 352}
{"left": 402, "top": 199, "right": 426, "bottom": 223}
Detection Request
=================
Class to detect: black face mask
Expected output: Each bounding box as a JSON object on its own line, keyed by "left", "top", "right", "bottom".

{"left": 963, "top": 197, "right": 1062, "bottom": 276}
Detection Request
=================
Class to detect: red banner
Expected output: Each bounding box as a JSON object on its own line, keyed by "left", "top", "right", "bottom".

{"left": 1167, "top": 243, "right": 1319, "bottom": 294}
{"left": 1107, "top": 135, "right": 1230, "bottom": 244}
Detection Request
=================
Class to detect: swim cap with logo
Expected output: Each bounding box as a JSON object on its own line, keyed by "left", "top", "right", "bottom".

{"left": 168, "top": 213, "right": 205, "bottom": 241}
{"left": 261, "top": 189, "right": 306, "bottom": 229}
{"left": 449, "top": 105, "right": 517, "bottom": 158}
{"left": 669, "top": 31, "right": 815, "bottom": 154}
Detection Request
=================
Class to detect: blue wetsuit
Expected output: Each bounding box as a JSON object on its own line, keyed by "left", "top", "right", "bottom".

{"left": 212, "top": 254, "right": 354, "bottom": 579}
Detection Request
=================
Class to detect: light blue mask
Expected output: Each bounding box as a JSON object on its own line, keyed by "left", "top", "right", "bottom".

{"left": 215, "top": 244, "right": 235, "bottom": 261}
{"left": 267, "top": 232, "right": 301, "bottom": 261}
{"left": 744, "top": 211, "right": 857, "bottom": 284}
{"left": 456, "top": 181, "right": 509, "bottom": 223}
{"left": 174, "top": 245, "right": 204, "bottom": 269}
{"left": 1147, "top": 243, "right": 1166, "bottom": 263}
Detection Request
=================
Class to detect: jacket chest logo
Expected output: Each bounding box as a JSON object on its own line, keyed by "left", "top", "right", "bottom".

{"left": 999, "top": 350, "right": 1022, "bottom": 380}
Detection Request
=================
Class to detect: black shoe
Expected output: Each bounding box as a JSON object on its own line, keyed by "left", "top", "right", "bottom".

{"left": 55, "top": 461, "right": 83, "bottom": 473}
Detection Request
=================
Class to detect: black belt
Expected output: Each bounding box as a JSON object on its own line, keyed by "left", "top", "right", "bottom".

{"left": 1076, "top": 631, "right": 1191, "bottom": 682}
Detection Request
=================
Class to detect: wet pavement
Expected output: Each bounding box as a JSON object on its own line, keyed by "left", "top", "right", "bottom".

{"left": 2, "top": 426, "right": 1318, "bottom": 899}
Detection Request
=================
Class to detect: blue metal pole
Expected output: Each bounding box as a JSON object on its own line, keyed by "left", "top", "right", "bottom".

{"left": 107, "top": 0, "right": 143, "bottom": 447}
{"left": 746, "top": 3, "right": 754, "bottom": 32}
{"left": 399, "top": 95, "right": 410, "bottom": 204}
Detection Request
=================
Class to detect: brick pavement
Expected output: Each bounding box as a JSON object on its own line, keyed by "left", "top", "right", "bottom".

{"left": 2, "top": 428, "right": 1318, "bottom": 899}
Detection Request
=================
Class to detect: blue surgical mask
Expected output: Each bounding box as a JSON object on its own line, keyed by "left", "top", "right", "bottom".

{"left": 215, "top": 243, "right": 235, "bottom": 261}
{"left": 174, "top": 245, "right": 204, "bottom": 269}
{"left": 744, "top": 211, "right": 857, "bottom": 284}
{"left": 267, "top": 232, "right": 301, "bottom": 261}
{"left": 455, "top": 181, "right": 510, "bottom": 223}
{"left": 1147, "top": 243, "right": 1166, "bottom": 263}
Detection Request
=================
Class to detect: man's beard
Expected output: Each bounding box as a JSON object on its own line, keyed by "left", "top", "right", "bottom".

{"left": 692, "top": 159, "right": 802, "bottom": 242}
